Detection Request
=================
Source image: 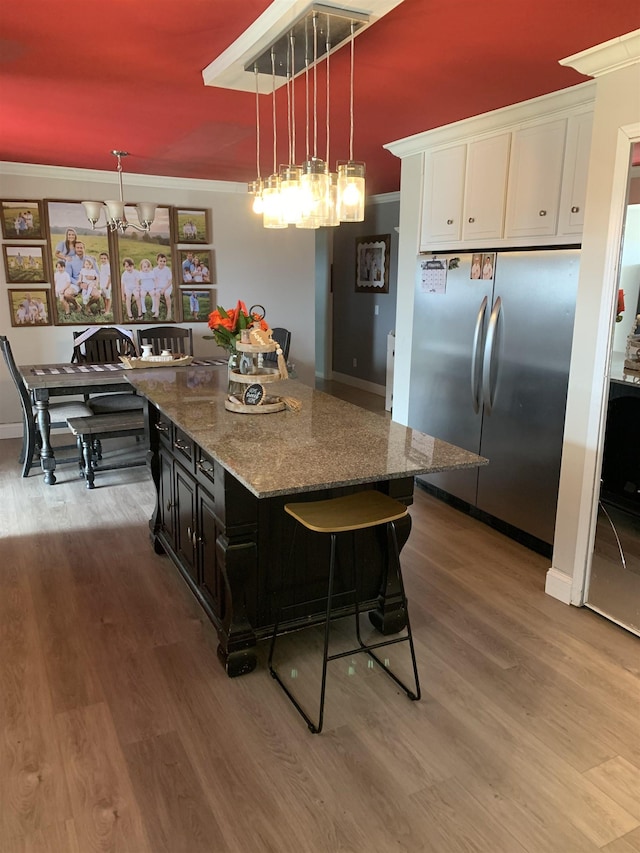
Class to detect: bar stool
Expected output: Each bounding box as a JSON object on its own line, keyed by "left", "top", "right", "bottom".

{"left": 268, "top": 490, "right": 421, "bottom": 734}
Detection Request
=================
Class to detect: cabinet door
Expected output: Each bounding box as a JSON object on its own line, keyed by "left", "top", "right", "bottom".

{"left": 175, "top": 461, "right": 198, "bottom": 584}
{"left": 420, "top": 144, "right": 466, "bottom": 248}
{"left": 504, "top": 118, "right": 567, "bottom": 239}
{"left": 158, "top": 446, "right": 175, "bottom": 544}
{"left": 557, "top": 111, "right": 593, "bottom": 236}
{"left": 462, "top": 133, "right": 511, "bottom": 241}
{"left": 199, "top": 489, "right": 224, "bottom": 621}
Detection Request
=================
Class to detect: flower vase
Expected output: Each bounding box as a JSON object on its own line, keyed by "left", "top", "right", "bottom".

{"left": 227, "top": 350, "right": 242, "bottom": 399}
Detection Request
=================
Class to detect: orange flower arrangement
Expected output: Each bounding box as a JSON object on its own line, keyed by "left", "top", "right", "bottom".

{"left": 207, "top": 300, "right": 268, "bottom": 352}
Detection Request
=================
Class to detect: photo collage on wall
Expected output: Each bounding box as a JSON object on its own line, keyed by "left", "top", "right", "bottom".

{"left": 0, "top": 199, "right": 215, "bottom": 328}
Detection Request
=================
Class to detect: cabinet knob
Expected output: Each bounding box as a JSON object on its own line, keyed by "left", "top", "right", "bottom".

{"left": 446, "top": 219, "right": 453, "bottom": 225}
{"left": 571, "top": 205, "right": 580, "bottom": 213}
{"left": 468, "top": 217, "right": 475, "bottom": 223}
{"left": 538, "top": 210, "right": 547, "bottom": 217}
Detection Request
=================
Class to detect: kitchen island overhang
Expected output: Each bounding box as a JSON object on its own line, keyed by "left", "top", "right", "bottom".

{"left": 127, "top": 365, "right": 487, "bottom": 676}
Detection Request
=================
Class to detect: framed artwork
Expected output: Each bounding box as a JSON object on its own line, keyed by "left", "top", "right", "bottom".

{"left": 355, "top": 234, "right": 390, "bottom": 293}
{"left": 8, "top": 288, "right": 52, "bottom": 327}
{"left": 178, "top": 248, "right": 213, "bottom": 284}
{"left": 116, "top": 205, "right": 174, "bottom": 324}
{"left": 173, "top": 208, "right": 209, "bottom": 244}
{"left": 180, "top": 288, "right": 214, "bottom": 322}
{"left": 0, "top": 200, "right": 45, "bottom": 240}
{"left": 46, "top": 200, "right": 115, "bottom": 325}
{"left": 3, "top": 244, "right": 47, "bottom": 283}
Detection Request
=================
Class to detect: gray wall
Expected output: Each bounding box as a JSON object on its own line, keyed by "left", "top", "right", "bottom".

{"left": 331, "top": 196, "right": 399, "bottom": 386}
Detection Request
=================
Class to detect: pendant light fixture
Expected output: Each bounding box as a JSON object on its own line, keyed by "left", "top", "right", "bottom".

{"left": 337, "top": 21, "right": 365, "bottom": 222}
{"left": 215, "top": 3, "right": 373, "bottom": 230}
{"left": 82, "top": 151, "right": 156, "bottom": 233}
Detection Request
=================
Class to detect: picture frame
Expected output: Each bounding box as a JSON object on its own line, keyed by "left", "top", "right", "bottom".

{"left": 8, "top": 288, "right": 52, "bottom": 327}
{"left": 180, "top": 288, "right": 215, "bottom": 322}
{"left": 0, "top": 200, "right": 45, "bottom": 240}
{"left": 355, "top": 234, "right": 390, "bottom": 293}
{"left": 178, "top": 248, "right": 213, "bottom": 285}
{"left": 173, "top": 208, "right": 210, "bottom": 244}
{"left": 116, "top": 205, "right": 174, "bottom": 324}
{"left": 3, "top": 244, "right": 47, "bottom": 284}
{"left": 45, "top": 200, "right": 116, "bottom": 325}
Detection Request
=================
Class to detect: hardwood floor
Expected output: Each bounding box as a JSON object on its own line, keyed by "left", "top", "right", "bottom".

{"left": 1, "top": 426, "right": 639, "bottom": 853}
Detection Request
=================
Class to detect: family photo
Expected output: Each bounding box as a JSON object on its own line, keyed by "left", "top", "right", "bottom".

{"left": 47, "top": 201, "right": 114, "bottom": 325}
{"left": 8, "top": 288, "right": 51, "bottom": 327}
{"left": 3, "top": 244, "right": 47, "bottom": 283}
{"left": 0, "top": 200, "right": 45, "bottom": 239}
{"left": 173, "top": 207, "right": 209, "bottom": 244}
{"left": 179, "top": 249, "right": 212, "bottom": 284}
{"left": 117, "top": 205, "right": 173, "bottom": 323}
{"left": 180, "top": 289, "right": 213, "bottom": 321}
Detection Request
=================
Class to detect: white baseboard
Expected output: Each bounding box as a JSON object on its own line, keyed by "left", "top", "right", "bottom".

{"left": 0, "top": 423, "right": 22, "bottom": 440}
{"left": 545, "top": 566, "right": 573, "bottom": 605}
{"left": 330, "top": 371, "right": 385, "bottom": 398}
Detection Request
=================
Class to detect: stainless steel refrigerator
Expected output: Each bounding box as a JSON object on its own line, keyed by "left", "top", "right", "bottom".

{"left": 408, "top": 248, "right": 579, "bottom": 549}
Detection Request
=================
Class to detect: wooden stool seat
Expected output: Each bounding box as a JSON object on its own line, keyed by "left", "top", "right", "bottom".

{"left": 270, "top": 489, "right": 421, "bottom": 734}
{"left": 284, "top": 490, "right": 408, "bottom": 533}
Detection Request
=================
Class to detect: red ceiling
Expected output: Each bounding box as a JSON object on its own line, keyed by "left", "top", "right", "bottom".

{"left": 0, "top": 1, "right": 637, "bottom": 195}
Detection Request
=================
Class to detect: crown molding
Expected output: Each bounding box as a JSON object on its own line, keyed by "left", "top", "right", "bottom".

{"left": 384, "top": 80, "right": 596, "bottom": 160}
{"left": 560, "top": 28, "right": 640, "bottom": 77}
{"left": 0, "top": 161, "right": 247, "bottom": 194}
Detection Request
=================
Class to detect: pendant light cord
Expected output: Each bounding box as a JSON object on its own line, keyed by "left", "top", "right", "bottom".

{"left": 254, "top": 65, "right": 261, "bottom": 180}
{"left": 349, "top": 20, "right": 355, "bottom": 162}
{"left": 271, "top": 48, "right": 277, "bottom": 174}
{"left": 312, "top": 12, "right": 318, "bottom": 159}
{"left": 325, "top": 25, "right": 331, "bottom": 167}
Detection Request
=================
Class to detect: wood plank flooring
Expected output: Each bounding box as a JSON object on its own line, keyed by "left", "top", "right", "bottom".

{"left": 1, "top": 422, "right": 639, "bottom": 853}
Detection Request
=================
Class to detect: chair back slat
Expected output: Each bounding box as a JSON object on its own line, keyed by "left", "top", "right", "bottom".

{"left": 136, "top": 326, "right": 194, "bottom": 356}
{"left": 72, "top": 328, "right": 138, "bottom": 363}
{"left": 263, "top": 327, "right": 291, "bottom": 364}
{"left": 0, "top": 335, "right": 33, "bottom": 422}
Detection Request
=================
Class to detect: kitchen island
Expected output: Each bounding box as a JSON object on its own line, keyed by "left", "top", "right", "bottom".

{"left": 127, "top": 365, "right": 486, "bottom": 676}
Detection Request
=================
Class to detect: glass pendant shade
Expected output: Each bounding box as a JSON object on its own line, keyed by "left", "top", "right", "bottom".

{"left": 325, "top": 172, "right": 339, "bottom": 227}
{"left": 81, "top": 200, "right": 104, "bottom": 226}
{"left": 104, "top": 200, "right": 126, "bottom": 224}
{"left": 248, "top": 179, "right": 264, "bottom": 214}
{"left": 262, "top": 175, "right": 287, "bottom": 229}
{"left": 136, "top": 202, "right": 157, "bottom": 227}
{"left": 337, "top": 161, "right": 365, "bottom": 222}
{"left": 279, "top": 165, "right": 303, "bottom": 224}
{"left": 299, "top": 157, "right": 330, "bottom": 227}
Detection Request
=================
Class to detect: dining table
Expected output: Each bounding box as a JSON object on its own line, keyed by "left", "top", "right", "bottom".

{"left": 19, "top": 357, "right": 225, "bottom": 484}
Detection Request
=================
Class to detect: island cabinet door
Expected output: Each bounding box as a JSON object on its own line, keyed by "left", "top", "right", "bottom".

{"left": 198, "top": 489, "right": 224, "bottom": 621}
{"left": 174, "top": 460, "right": 198, "bottom": 584}
{"left": 157, "top": 446, "right": 175, "bottom": 544}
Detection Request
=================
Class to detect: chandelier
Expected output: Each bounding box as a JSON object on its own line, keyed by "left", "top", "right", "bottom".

{"left": 246, "top": 5, "right": 368, "bottom": 229}
{"left": 82, "top": 150, "right": 156, "bottom": 234}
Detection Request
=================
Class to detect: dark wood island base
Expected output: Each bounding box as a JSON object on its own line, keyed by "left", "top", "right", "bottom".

{"left": 126, "top": 368, "right": 485, "bottom": 678}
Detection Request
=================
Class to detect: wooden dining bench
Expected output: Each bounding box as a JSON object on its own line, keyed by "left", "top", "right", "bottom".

{"left": 66, "top": 411, "right": 146, "bottom": 488}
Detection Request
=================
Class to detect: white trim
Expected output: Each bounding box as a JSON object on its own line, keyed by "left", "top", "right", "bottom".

{"left": 0, "top": 423, "right": 22, "bottom": 441}
{"left": 328, "top": 370, "right": 385, "bottom": 397}
{"left": 0, "top": 161, "right": 247, "bottom": 194}
{"left": 560, "top": 28, "right": 640, "bottom": 78}
{"left": 369, "top": 191, "right": 401, "bottom": 205}
{"left": 384, "top": 81, "right": 596, "bottom": 160}
{"left": 544, "top": 566, "right": 573, "bottom": 605}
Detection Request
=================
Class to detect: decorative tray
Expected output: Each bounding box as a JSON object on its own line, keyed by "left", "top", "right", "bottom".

{"left": 120, "top": 354, "right": 193, "bottom": 369}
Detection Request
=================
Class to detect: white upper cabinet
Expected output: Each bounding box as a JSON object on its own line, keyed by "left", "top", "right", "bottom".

{"left": 420, "top": 144, "right": 466, "bottom": 245}
{"left": 462, "top": 132, "right": 511, "bottom": 242}
{"left": 504, "top": 118, "right": 567, "bottom": 239}
{"left": 557, "top": 111, "right": 594, "bottom": 235}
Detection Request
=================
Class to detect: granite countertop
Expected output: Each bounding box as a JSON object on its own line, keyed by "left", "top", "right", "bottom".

{"left": 126, "top": 365, "right": 487, "bottom": 498}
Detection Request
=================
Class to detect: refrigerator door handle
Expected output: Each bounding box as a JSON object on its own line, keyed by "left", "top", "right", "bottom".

{"left": 482, "top": 296, "right": 502, "bottom": 414}
{"left": 471, "top": 296, "right": 488, "bottom": 413}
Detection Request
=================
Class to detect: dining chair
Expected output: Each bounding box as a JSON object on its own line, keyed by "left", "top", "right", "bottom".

{"left": 137, "top": 326, "right": 194, "bottom": 356}
{"left": 71, "top": 328, "right": 144, "bottom": 413}
{"left": 263, "top": 327, "right": 291, "bottom": 365}
{"left": 0, "top": 335, "right": 93, "bottom": 477}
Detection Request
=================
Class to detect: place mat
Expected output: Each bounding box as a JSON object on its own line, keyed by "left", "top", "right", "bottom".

{"left": 32, "top": 363, "right": 123, "bottom": 375}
